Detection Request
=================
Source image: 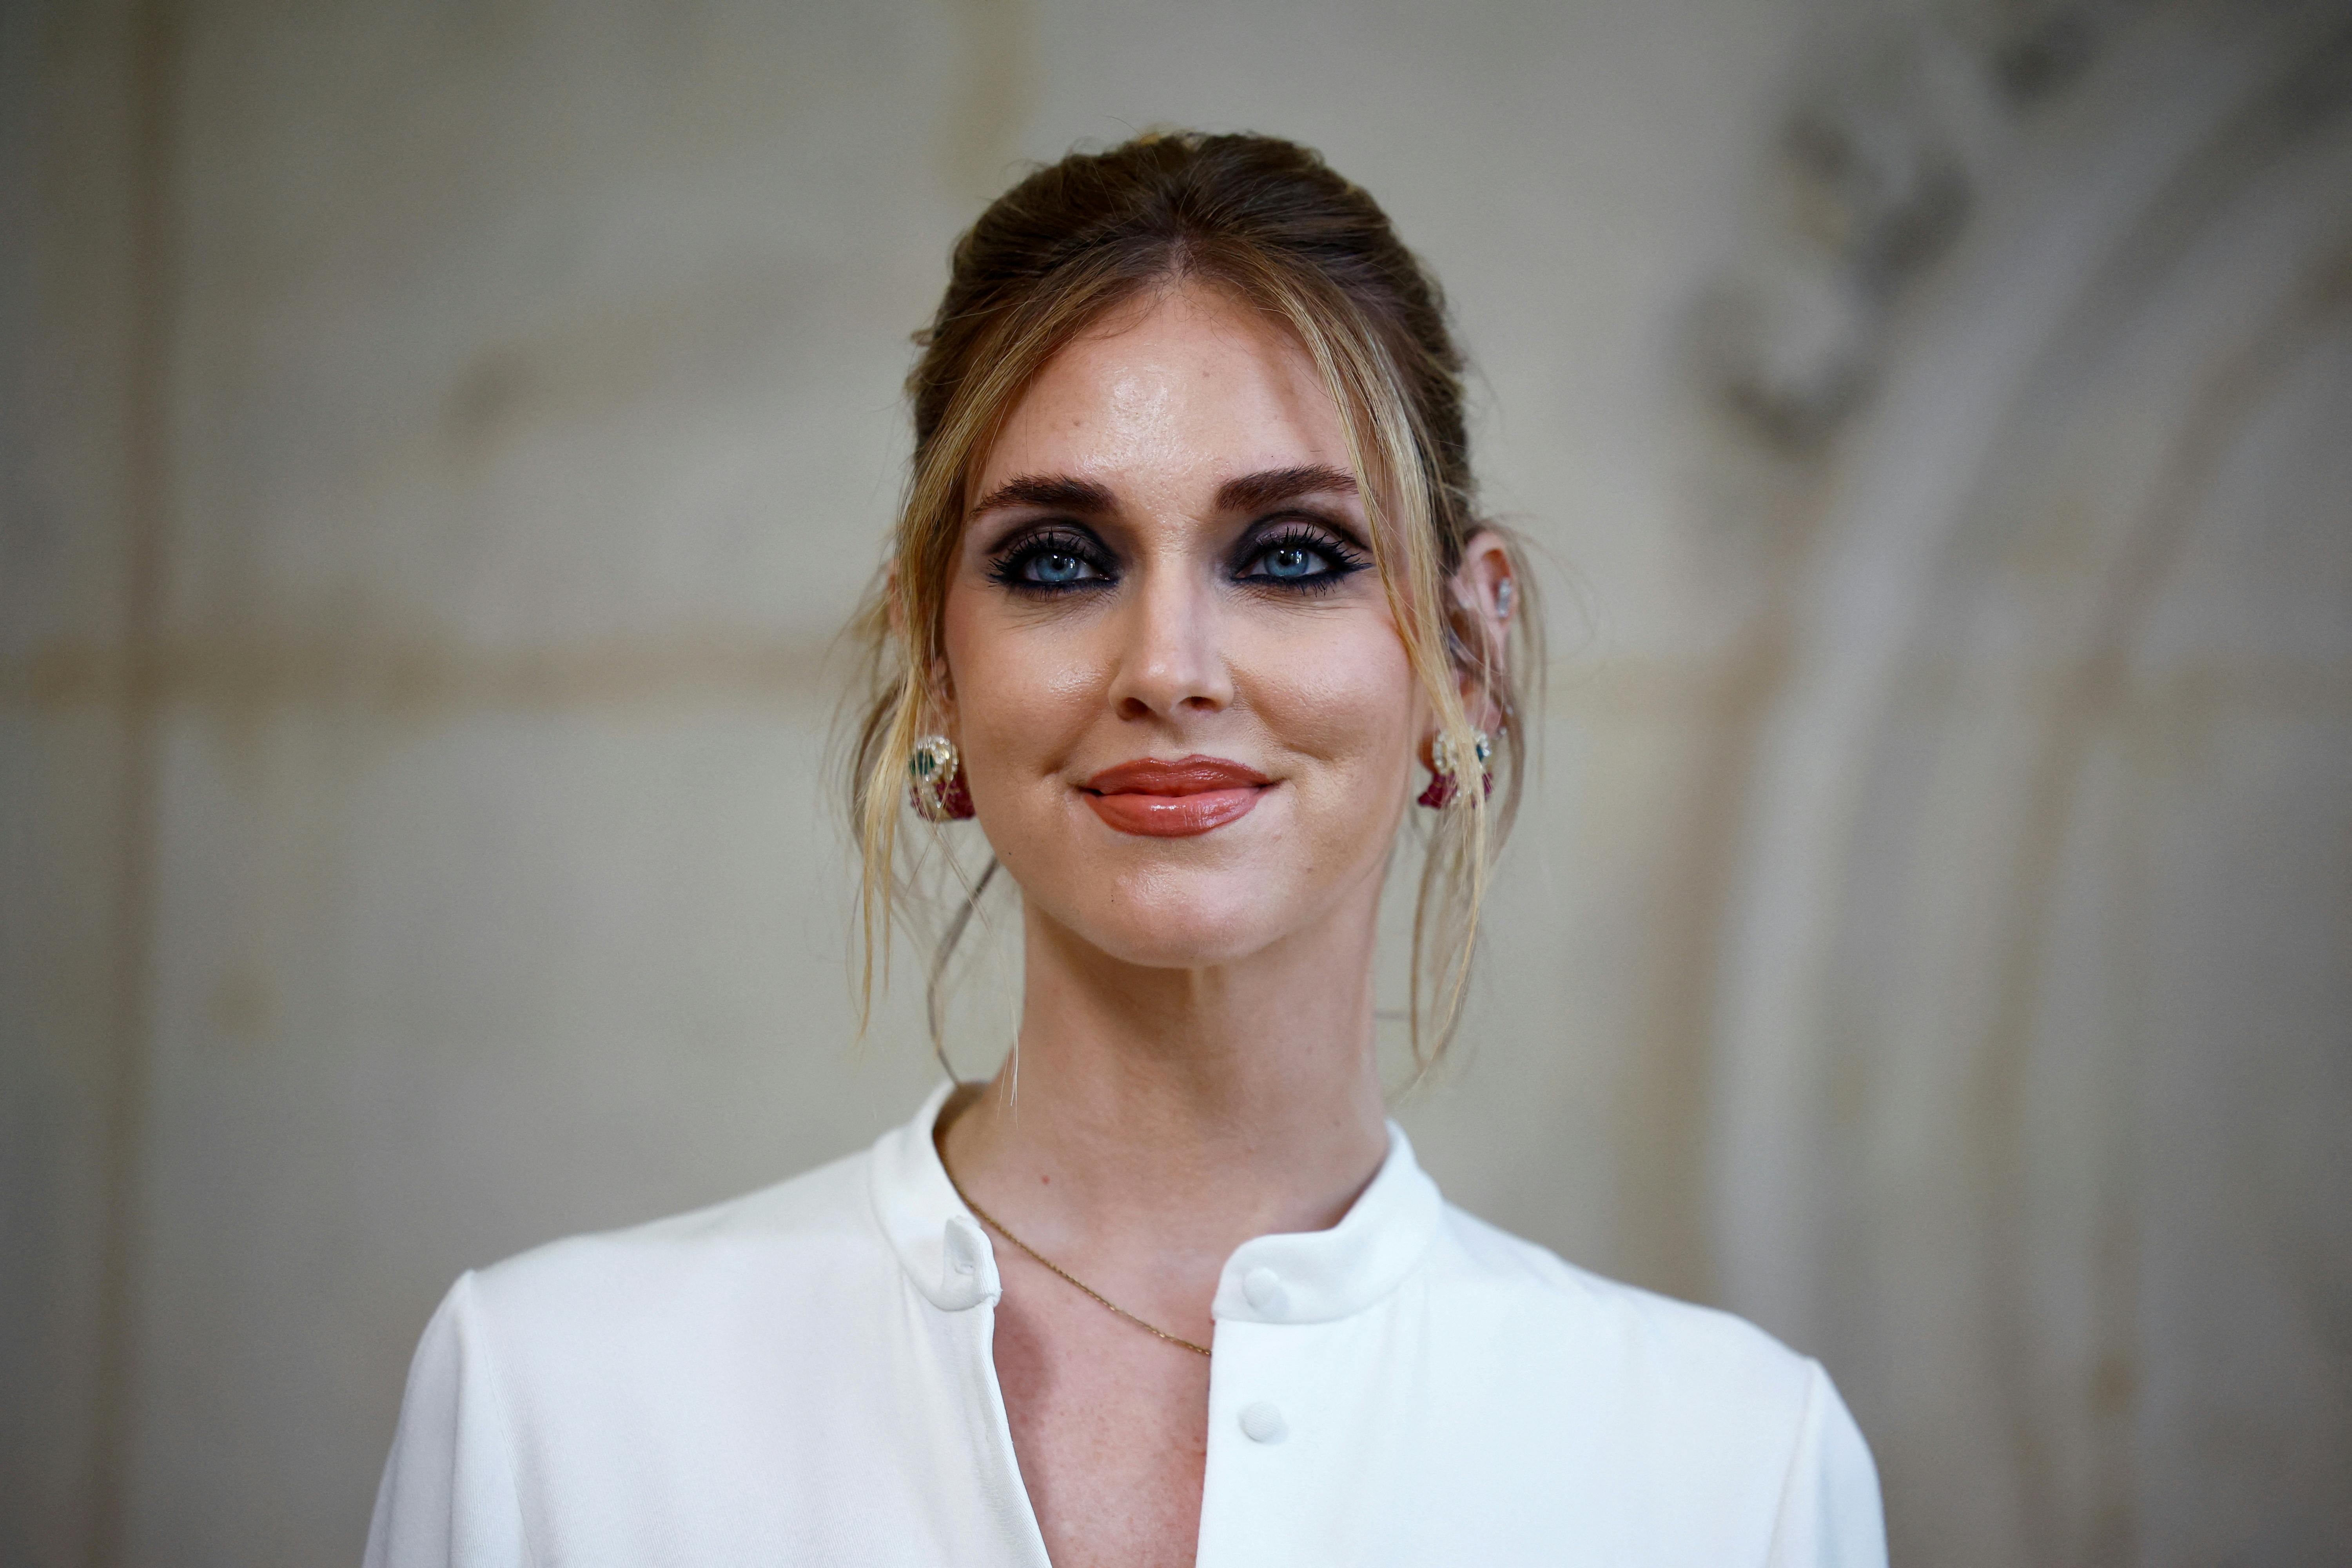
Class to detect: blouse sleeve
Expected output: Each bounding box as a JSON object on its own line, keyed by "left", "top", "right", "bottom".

{"left": 1761, "top": 1360, "right": 1888, "bottom": 1568}
{"left": 363, "top": 1272, "right": 535, "bottom": 1568}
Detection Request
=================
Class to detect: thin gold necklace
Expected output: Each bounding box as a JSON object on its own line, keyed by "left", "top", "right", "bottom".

{"left": 939, "top": 1155, "right": 1214, "bottom": 1358}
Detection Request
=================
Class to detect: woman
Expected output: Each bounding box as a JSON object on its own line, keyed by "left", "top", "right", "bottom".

{"left": 367, "top": 132, "right": 1885, "bottom": 1567}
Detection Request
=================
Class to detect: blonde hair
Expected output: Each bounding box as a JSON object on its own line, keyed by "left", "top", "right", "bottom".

{"left": 842, "top": 132, "right": 1541, "bottom": 1077}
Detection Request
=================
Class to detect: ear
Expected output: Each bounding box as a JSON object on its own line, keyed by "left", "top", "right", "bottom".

{"left": 927, "top": 654, "right": 959, "bottom": 745}
{"left": 1445, "top": 528, "right": 1515, "bottom": 732}
{"left": 884, "top": 559, "right": 907, "bottom": 643}
{"left": 888, "top": 558, "right": 961, "bottom": 744}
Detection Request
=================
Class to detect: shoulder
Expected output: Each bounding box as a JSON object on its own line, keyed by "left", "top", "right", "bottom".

{"left": 1416, "top": 1204, "right": 1885, "bottom": 1562}
{"left": 368, "top": 1131, "right": 970, "bottom": 1564}
{"left": 458, "top": 1145, "right": 890, "bottom": 1356}
{"left": 1426, "top": 1201, "right": 1831, "bottom": 1442}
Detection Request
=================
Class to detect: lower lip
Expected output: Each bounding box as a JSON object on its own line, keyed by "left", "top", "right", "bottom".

{"left": 1083, "top": 786, "right": 1265, "bottom": 837}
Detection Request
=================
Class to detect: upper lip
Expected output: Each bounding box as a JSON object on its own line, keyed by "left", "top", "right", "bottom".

{"left": 1082, "top": 755, "right": 1271, "bottom": 795}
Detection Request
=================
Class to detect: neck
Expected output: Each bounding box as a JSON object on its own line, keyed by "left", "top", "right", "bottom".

{"left": 940, "top": 894, "right": 1391, "bottom": 1264}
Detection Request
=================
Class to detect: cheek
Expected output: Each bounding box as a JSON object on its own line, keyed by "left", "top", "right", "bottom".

{"left": 940, "top": 588, "right": 1100, "bottom": 772}
{"left": 1241, "top": 618, "right": 1421, "bottom": 778}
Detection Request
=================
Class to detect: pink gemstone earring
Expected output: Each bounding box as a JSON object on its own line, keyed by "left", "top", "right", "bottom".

{"left": 1417, "top": 730, "right": 1493, "bottom": 809}
{"left": 908, "top": 735, "right": 975, "bottom": 822}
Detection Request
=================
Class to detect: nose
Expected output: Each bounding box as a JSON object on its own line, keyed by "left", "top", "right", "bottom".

{"left": 1105, "top": 562, "right": 1232, "bottom": 722}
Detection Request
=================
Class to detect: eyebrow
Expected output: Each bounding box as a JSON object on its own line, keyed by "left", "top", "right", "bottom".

{"left": 967, "top": 473, "right": 1117, "bottom": 518}
{"left": 1215, "top": 464, "right": 1358, "bottom": 513}
{"left": 967, "top": 465, "right": 1359, "bottom": 520}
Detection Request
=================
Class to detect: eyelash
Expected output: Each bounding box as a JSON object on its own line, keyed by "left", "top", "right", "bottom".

{"left": 986, "top": 529, "right": 1111, "bottom": 593}
{"left": 1236, "top": 524, "right": 1368, "bottom": 592}
{"left": 985, "top": 521, "right": 1368, "bottom": 596}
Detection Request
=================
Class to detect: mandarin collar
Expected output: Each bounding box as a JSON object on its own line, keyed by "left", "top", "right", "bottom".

{"left": 868, "top": 1079, "right": 1444, "bottom": 1328}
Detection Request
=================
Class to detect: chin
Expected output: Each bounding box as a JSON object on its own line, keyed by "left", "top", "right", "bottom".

{"left": 1042, "top": 864, "right": 1303, "bottom": 971}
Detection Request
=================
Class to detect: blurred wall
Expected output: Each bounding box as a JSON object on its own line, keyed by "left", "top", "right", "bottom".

{"left": 4, "top": 1, "right": 2347, "bottom": 1565}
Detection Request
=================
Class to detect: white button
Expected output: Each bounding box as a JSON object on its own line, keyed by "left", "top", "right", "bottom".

{"left": 1238, "top": 1401, "right": 1288, "bottom": 1444}
{"left": 1241, "top": 1266, "right": 1289, "bottom": 1317}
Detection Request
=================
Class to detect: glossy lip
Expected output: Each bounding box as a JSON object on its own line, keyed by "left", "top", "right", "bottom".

{"left": 1079, "top": 755, "right": 1272, "bottom": 838}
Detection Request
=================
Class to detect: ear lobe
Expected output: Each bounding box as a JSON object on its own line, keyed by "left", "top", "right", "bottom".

{"left": 884, "top": 561, "right": 907, "bottom": 643}
{"left": 1446, "top": 528, "right": 1515, "bottom": 730}
{"left": 891, "top": 559, "right": 960, "bottom": 742}
{"left": 926, "top": 654, "right": 958, "bottom": 743}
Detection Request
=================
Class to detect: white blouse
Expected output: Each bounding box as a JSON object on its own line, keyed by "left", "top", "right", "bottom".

{"left": 366, "top": 1081, "right": 1886, "bottom": 1566}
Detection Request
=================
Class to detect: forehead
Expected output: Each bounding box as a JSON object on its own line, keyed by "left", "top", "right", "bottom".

{"left": 973, "top": 283, "right": 1352, "bottom": 495}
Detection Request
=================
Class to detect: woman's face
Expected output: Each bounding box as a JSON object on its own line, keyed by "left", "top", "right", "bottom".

{"left": 939, "top": 282, "right": 1424, "bottom": 970}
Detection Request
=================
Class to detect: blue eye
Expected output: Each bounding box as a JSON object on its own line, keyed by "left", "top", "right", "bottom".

{"left": 1027, "top": 551, "right": 1091, "bottom": 584}
{"left": 1240, "top": 527, "right": 1361, "bottom": 588}
{"left": 988, "top": 532, "right": 1111, "bottom": 593}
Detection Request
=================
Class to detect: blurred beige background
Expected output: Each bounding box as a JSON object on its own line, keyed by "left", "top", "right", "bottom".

{"left": 5, "top": 0, "right": 2349, "bottom": 1564}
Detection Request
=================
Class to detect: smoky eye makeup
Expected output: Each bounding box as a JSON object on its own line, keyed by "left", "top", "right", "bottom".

{"left": 976, "top": 508, "right": 1371, "bottom": 597}
{"left": 1230, "top": 514, "right": 1372, "bottom": 591}
{"left": 983, "top": 521, "right": 1119, "bottom": 593}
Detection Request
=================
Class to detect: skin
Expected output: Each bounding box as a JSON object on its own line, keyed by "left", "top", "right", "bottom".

{"left": 932, "top": 281, "right": 1513, "bottom": 1568}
